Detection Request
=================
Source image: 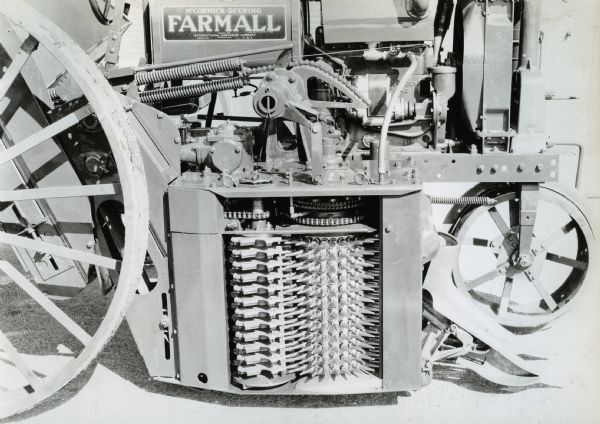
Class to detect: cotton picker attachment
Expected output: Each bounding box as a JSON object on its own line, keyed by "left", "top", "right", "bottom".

{"left": 0, "top": 0, "right": 595, "bottom": 418}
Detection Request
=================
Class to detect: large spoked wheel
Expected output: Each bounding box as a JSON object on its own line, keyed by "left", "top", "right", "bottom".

{"left": 451, "top": 184, "right": 594, "bottom": 330}
{"left": 0, "top": 3, "right": 147, "bottom": 419}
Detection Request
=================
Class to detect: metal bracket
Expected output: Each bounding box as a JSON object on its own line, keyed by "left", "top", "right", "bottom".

{"left": 518, "top": 183, "right": 540, "bottom": 258}
{"left": 104, "top": 1, "right": 129, "bottom": 70}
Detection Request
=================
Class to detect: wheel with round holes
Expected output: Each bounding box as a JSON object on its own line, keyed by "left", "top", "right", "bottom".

{"left": 0, "top": 3, "right": 147, "bottom": 419}
{"left": 450, "top": 183, "right": 594, "bottom": 330}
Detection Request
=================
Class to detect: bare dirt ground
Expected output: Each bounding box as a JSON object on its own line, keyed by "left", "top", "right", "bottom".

{"left": 1, "top": 200, "right": 599, "bottom": 424}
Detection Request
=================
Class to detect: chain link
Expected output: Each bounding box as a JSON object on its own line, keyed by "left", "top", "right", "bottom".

{"left": 224, "top": 210, "right": 271, "bottom": 220}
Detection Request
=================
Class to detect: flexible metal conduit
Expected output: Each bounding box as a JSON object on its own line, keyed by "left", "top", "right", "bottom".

{"left": 135, "top": 58, "right": 245, "bottom": 85}
{"left": 378, "top": 52, "right": 419, "bottom": 182}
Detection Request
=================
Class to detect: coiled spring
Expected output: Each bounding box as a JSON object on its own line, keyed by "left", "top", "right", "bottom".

{"left": 135, "top": 58, "right": 245, "bottom": 85}
{"left": 139, "top": 76, "right": 247, "bottom": 103}
{"left": 427, "top": 195, "right": 497, "bottom": 206}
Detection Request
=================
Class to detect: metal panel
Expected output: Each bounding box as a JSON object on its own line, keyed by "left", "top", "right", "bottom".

{"left": 512, "top": 70, "right": 546, "bottom": 153}
{"left": 125, "top": 97, "right": 180, "bottom": 253}
{"left": 480, "top": 0, "right": 515, "bottom": 140}
{"left": 126, "top": 233, "right": 176, "bottom": 378}
{"left": 389, "top": 153, "right": 560, "bottom": 183}
{"left": 168, "top": 185, "right": 223, "bottom": 234}
{"left": 381, "top": 192, "right": 423, "bottom": 390}
{"left": 321, "top": 0, "right": 435, "bottom": 43}
{"left": 172, "top": 177, "right": 420, "bottom": 198}
{"left": 171, "top": 232, "right": 231, "bottom": 390}
{"left": 148, "top": 0, "right": 295, "bottom": 66}
{"left": 22, "top": 0, "right": 117, "bottom": 52}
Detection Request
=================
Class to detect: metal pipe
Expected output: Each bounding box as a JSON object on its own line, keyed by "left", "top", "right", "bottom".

{"left": 378, "top": 52, "right": 419, "bottom": 182}
{"left": 433, "top": 0, "right": 455, "bottom": 64}
{"left": 519, "top": 0, "right": 541, "bottom": 70}
{"left": 134, "top": 43, "right": 294, "bottom": 72}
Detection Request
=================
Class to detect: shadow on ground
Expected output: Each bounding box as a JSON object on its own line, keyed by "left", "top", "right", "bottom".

{"left": 7, "top": 315, "right": 552, "bottom": 424}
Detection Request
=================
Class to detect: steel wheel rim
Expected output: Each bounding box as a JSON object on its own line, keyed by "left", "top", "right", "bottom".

{"left": 0, "top": 2, "right": 148, "bottom": 418}
{"left": 452, "top": 185, "right": 592, "bottom": 329}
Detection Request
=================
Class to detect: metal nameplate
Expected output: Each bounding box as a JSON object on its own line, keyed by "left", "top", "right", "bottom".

{"left": 162, "top": 5, "right": 287, "bottom": 41}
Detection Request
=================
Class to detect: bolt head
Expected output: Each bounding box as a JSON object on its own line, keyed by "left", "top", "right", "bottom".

{"left": 535, "top": 164, "right": 544, "bottom": 173}
{"left": 159, "top": 319, "right": 169, "bottom": 331}
{"left": 517, "top": 255, "right": 532, "bottom": 268}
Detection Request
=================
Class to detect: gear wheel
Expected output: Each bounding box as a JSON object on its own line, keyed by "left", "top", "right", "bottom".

{"left": 293, "top": 197, "right": 366, "bottom": 226}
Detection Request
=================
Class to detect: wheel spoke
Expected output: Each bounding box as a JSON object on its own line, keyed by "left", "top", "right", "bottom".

{"left": 0, "top": 232, "right": 119, "bottom": 270}
{"left": 545, "top": 252, "right": 587, "bottom": 271}
{"left": 0, "top": 183, "right": 120, "bottom": 202}
{"left": 0, "top": 105, "right": 92, "bottom": 166}
{"left": 525, "top": 271, "right": 558, "bottom": 311}
{"left": 488, "top": 207, "right": 510, "bottom": 235}
{"left": 0, "top": 260, "right": 92, "bottom": 345}
{"left": 463, "top": 237, "right": 495, "bottom": 248}
{"left": 542, "top": 219, "right": 577, "bottom": 249}
{"left": 497, "top": 277, "right": 514, "bottom": 316}
{"left": 508, "top": 199, "right": 520, "bottom": 229}
{"left": 0, "top": 328, "right": 43, "bottom": 390}
{"left": 465, "top": 263, "right": 507, "bottom": 291}
{"left": 0, "top": 36, "right": 38, "bottom": 100}
{"left": 542, "top": 220, "right": 577, "bottom": 249}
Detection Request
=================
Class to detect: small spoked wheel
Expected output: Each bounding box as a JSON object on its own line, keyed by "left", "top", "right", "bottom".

{"left": 0, "top": 3, "right": 147, "bottom": 419}
{"left": 451, "top": 184, "right": 593, "bottom": 330}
